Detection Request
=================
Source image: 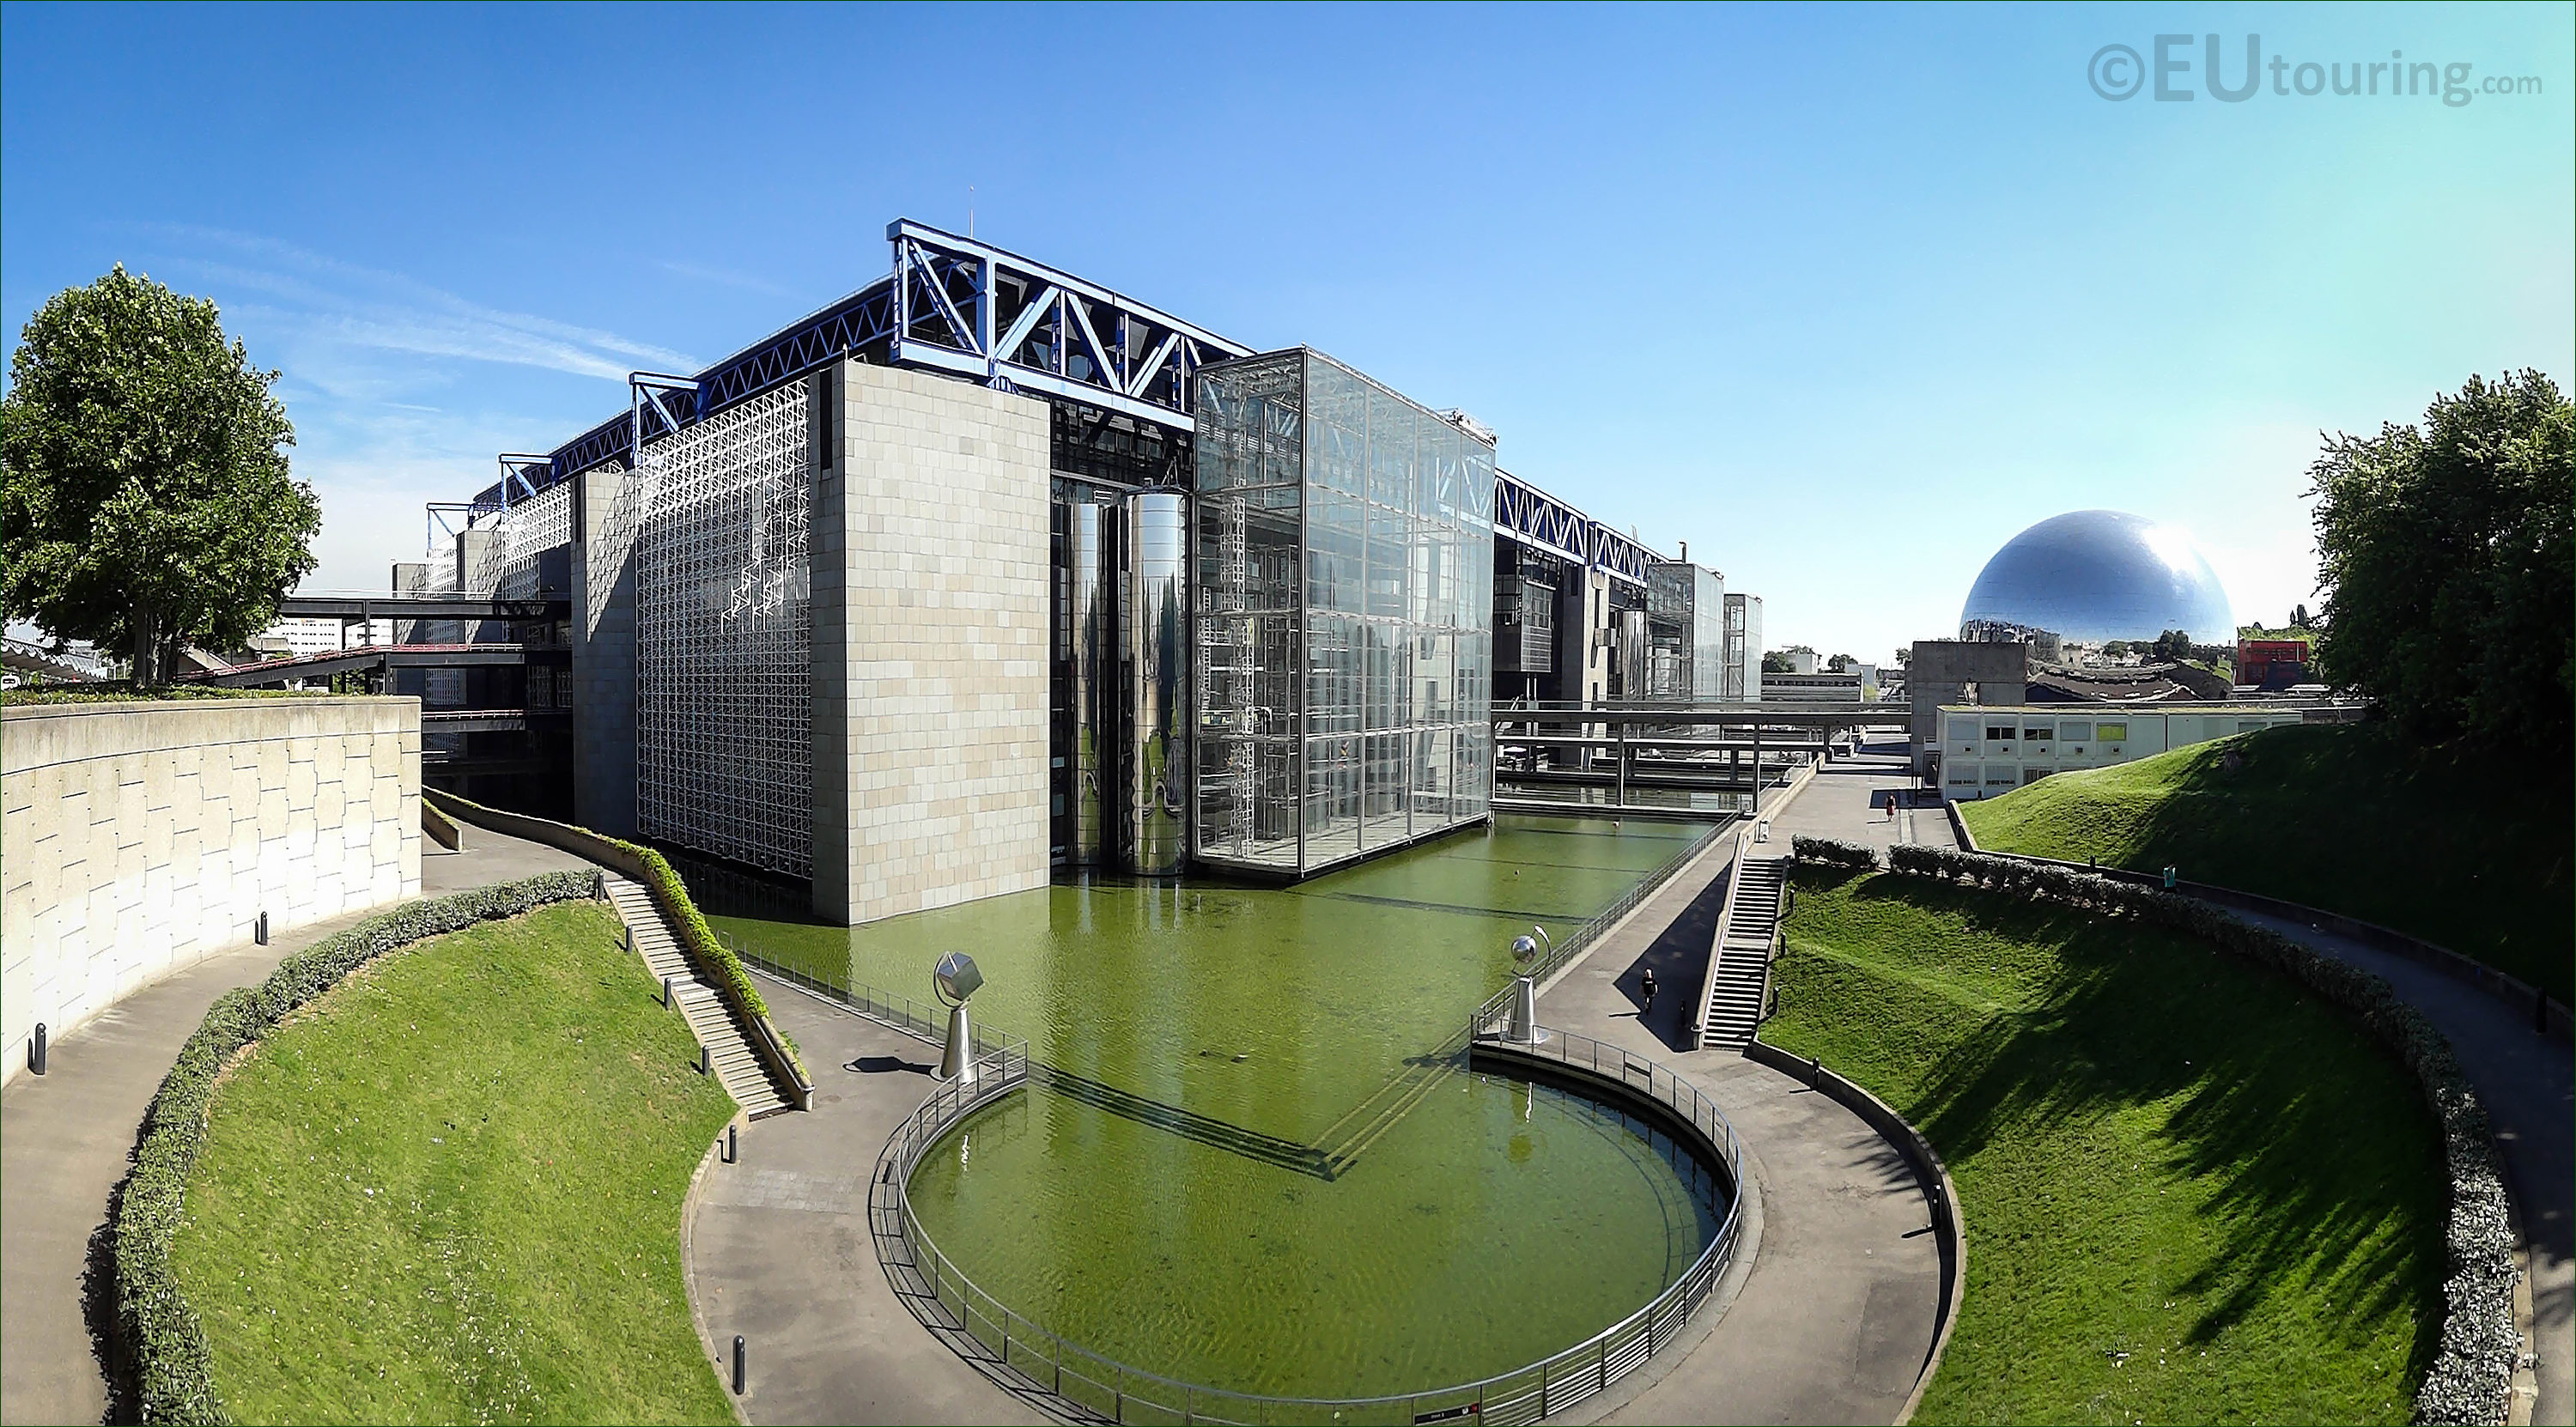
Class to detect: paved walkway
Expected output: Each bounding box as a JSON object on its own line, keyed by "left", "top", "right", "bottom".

{"left": 1540, "top": 749, "right": 1950, "bottom": 1424}
{"left": 2223, "top": 907, "right": 2573, "bottom": 1426}
{"left": 0, "top": 827, "right": 589, "bottom": 1427}
{"left": 686, "top": 982, "right": 1040, "bottom": 1425}
{"left": 1838, "top": 738, "right": 2570, "bottom": 1423}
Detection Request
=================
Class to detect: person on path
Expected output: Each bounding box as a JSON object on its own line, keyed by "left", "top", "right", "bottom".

{"left": 1640, "top": 967, "right": 1659, "bottom": 1016}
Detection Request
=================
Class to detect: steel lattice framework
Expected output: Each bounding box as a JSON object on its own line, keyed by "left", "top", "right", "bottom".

{"left": 485, "top": 481, "right": 574, "bottom": 598}
{"left": 473, "top": 218, "right": 1663, "bottom": 585}
{"left": 634, "top": 384, "right": 815, "bottom": 877}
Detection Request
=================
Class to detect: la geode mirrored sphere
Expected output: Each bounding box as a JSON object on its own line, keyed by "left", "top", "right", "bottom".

{"left": 1959, "top": 510, "right": 2233, "bottom": 647}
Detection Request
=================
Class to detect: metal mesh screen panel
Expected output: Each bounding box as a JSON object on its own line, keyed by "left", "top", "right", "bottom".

{"left": 635, "top": 384, "right": 815, "bottom": 877}
{"left": 488, "top": 482, "right": 573, "bottom": 599}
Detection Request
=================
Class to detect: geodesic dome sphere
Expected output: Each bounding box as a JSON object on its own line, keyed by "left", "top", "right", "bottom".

{"left": 1959, "top": 510, "right": 2233, "bottom": 647}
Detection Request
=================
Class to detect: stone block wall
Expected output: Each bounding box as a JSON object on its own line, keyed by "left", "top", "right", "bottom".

{"left": 0, "top": 697, "right": 422, "bottom": 1084}
{"left": 811, "top": 361, "right": 1053, "bottom": 925}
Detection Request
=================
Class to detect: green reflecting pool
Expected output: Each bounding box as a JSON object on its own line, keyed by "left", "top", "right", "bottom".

{"left": 695, "top": 817, "right": 1732, "bottom": 1397}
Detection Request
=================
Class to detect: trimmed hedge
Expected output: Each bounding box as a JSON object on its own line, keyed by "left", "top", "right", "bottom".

{"left": 421, "top": 789, "right": 778, "bottom": 1029}
{"left": 112, "top": 871, "right": 598, "bottom": 1425}
{"left": 1880, "top": 845, "right": 2518, "bottom": 1426}
{"left": 1789, "top": 835, "right": 1880, "bottom": 871}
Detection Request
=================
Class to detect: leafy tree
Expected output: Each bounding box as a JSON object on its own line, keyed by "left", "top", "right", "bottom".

{"left": 1, "top": 267, "right": 318, "bottom": 685}
{"left": 1826, "top": 653, "right": 1857, "bottom": 672}
{"left": 1892, "top": 646, "right": 1911, "bottom": 668}
{"left": 2310, "top": 370, "right": 2572, "bottom": 752}
{"left": 1759, "top": 651, "right": 1794, "bottom": 674}
{"left": 2290, "top": 603, "right": 2312, "bottom": 629}
{"left": 2102, "top": 641, "right": 2132, "bottom": 659}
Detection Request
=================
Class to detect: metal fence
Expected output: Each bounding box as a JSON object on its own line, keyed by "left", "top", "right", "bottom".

{"left": 717, "top": 932, "right": 1037, "bottom": 1054}
{"left": 1468, "top": 819, "right": 1728, "bottom": 1035}
{"left": 871, "top": 1022, "right": 1747, "bottom": 1426}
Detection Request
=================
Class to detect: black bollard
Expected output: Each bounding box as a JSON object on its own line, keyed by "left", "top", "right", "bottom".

{"left": 724, "top": 1124, "right": 738, "bottom": 1163}
{"left": 255, "top": 911, "right": 269, "bottom": 946}
{"left": 698, "top": 1045, "right": 711, "bottom": 1075}
{"left": 31, "top": 1023, "right": 46, "bottom": 1077}
{"left": 663, "top": 975, "right": 674, "bottom": 1007}
{"left": 1807, "top": 1056, "right": 1822, "bottom": 1090}
{"left": 732, "top": 1335, "right": 745, "bottom": 1394}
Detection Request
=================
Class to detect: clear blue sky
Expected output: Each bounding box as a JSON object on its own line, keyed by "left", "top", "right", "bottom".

{"left": 4, "top": 2, "right": 2568, "bottom": 662}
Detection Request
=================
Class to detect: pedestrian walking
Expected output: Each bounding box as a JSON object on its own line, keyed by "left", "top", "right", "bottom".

{"left": 1640, "top": 967, "right": 1658, "bottom": 1015}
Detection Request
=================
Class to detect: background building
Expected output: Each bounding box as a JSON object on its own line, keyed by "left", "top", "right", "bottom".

{"left": 384, "top": 221, "right": 1735, "bottom": 923}
{"left": 1935, "top": 703, "right": 2332, "bottom": 797}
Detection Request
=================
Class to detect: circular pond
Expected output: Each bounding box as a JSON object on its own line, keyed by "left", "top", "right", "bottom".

{"left": 699, "top": 816, "right": 1733, "bottom": 1396}
{"left": 908, "top": 1070, "right": 1727, "bottom": 1397}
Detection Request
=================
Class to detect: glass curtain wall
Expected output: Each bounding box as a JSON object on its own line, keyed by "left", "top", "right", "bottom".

{"left": 1194, "top": 349, "right": 1495, "bottom": 877}
{"left": 1644, "top": 561, "right": 1725, "bottom": 701}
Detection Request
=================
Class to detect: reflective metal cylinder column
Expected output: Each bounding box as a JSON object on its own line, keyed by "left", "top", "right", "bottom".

{"left": 1618, "top": 609, "right": 1648, "bottom": 701}
{"left": 1068, "top": 501, "right": 1113, "bottom": 865}
{"left": 1127, "top": 492, "right": 1188, "bottom": 875}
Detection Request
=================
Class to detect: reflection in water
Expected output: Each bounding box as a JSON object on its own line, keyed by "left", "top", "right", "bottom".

{"left": 678, "top": 817, "right": 1732, "bottom": 1397}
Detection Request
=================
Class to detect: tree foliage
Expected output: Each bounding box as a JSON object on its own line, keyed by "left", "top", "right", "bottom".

{"left": 2310, "top": 370, "right": 2573, "bottom": 752}
{"left": 1, "top": 267, "right": 319, "bottom": 684}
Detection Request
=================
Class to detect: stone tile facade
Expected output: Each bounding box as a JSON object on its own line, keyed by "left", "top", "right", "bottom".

{"left": 811, "top": 362, "right": 1052, "bottom": 925}
{"left": 0, "top": 697, "right": 422, "bottom": 1084}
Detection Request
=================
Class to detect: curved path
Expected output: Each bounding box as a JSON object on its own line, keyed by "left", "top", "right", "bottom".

{"left": 0, "top": 824, "right": 591, "bottom": 1427}
{"left": 2224, "top": 906, "right": 2572, "bottom": 1425}
{"left": 1535, "top": 748, "right": 1953, "bottom": 1424}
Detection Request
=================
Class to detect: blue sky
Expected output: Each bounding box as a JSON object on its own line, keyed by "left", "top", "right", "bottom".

{"left": 3, "top": 2, "right": 2568, "bottom": 662}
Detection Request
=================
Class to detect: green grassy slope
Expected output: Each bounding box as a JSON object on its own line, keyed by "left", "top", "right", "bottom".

{"left": 1959, "top": 722, "right": 2572, "bottom": 1002}
{"left": 172, "top": 901, "right": 737, "bottom": 1424}
{"left": 1766, "top": 868, "right": 2445, "bottom": 1425}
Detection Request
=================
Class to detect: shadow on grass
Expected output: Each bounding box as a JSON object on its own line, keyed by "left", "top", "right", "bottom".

{"left": 1846, "top": 874, "right": 2445, "bottom": 1357}
{"left": 1995, "top": 723, "right": 2573, "bottom": 1000}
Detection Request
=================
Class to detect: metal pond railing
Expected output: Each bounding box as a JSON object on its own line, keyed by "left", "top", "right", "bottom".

{"left": 869, "top": 1023, "right": 1748, "bottom": 1427}
{"left": 1467, "top": 817, "right": 1729, "bottom": 1036}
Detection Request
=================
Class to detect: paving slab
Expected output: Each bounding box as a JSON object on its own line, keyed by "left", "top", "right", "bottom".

{"left": 1530, "top": 792, "right": 1946, "bottom": 1426}
{"left": 686, "top": 981, "right": 1041, "bottom": 1426}
{"left": 0, "top": 823, "right": 593, "bottom": 1427}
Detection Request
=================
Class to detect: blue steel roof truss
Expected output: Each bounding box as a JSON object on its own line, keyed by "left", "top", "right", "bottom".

{"left": 478, "top": 217, "right": 1661, "bottom": 585}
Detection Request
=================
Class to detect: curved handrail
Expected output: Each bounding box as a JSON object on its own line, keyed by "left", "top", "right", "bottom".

{"left": 871, "top": 1023, "right": 1748, "bottom": 1426}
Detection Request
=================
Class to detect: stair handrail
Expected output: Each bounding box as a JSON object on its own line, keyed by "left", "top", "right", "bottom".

{"left": 422, "top": 788, "right": 814, "bottom": 1112}
{"left": 1692, "top": 828, "right": 1751, "bottom": 1051}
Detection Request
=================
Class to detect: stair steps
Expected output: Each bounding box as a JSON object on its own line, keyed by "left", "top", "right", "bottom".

{"left": 603, "top": 874, "right": 793, "bottom": 1119}
{"left": 1698, "top": 855, "right": 1788, "bottom": 1051}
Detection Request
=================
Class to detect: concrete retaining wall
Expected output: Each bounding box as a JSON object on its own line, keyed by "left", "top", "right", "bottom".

{"left": 1743, "top": 1036, "right": 1965, "bottom": 1423}
{"left": 1, "top": 696, "right": 422, "bottom": 1084}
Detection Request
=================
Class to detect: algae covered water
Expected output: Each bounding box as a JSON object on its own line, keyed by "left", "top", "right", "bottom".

{"left": 695, "top": 816, "right": 1731, "bottom": 1397}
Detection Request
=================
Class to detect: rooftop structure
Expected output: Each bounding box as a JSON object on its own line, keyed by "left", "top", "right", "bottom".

{"left": 405, "top": 220, "right": 1761, "bottom": 921}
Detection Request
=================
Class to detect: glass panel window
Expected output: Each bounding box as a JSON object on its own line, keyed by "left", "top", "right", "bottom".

{"left": 2095, "top": 721, "right": 2128, "bottom": 741}
{"left": 1194, "top": 349, "right": 1494, "bottom": 876}
{"left": 2059, "top": 721, "right": 2092, "bottom": 741}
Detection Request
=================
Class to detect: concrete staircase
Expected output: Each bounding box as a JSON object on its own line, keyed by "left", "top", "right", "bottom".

{"left": 603, "top": 873, "right": 793, "bottom": 1119}
{"left": 1698, "top": 855, "right": 1787, "bottom": 1051}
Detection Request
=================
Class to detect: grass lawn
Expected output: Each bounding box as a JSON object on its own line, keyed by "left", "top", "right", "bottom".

{"left": 1767, "top": 866, "right": 2445, "bottom": 1425}
{"left": 1959, "top": 721, "right": 2572, "bottom": 1003}
{"left": 171, "top": 900, "right": 738, "bottom": 1425}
